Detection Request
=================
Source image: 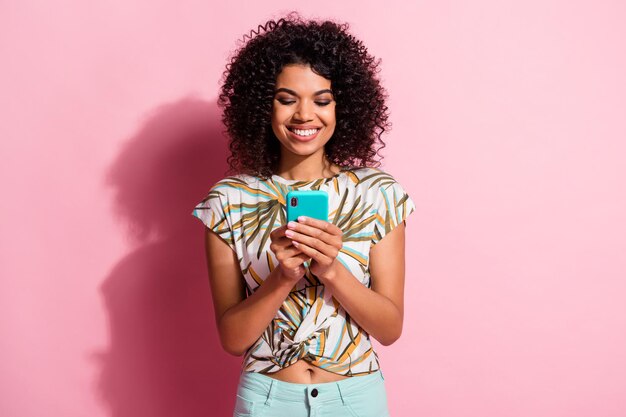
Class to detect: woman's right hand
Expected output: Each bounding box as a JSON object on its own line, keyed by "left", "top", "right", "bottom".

{"left": 269, "top": 225, "right": 310, "bottom": 283}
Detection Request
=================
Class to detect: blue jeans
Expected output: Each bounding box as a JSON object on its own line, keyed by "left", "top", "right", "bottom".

{"left": 233, "top": 369, "right": 390, "bottom": 417}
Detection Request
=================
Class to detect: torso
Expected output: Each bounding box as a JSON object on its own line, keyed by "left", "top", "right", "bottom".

{"left": 262, "top": 359, "right": 351, "bottom": 384}
{"left": 208, "top": 166, "right": 401, "bottom": 378}
{"left": 261, "top": 162, "right": 355, "bottom": 385}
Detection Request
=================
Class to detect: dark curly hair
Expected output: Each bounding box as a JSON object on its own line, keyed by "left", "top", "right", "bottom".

{"left": 217, "top": 11, "right": 391, "bottom": 179}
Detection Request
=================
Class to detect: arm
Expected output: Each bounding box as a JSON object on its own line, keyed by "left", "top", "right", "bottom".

{"left": 204, "top": 222, "right": 310, "bottom": 356}
{"left": 323, "top": 222, "right": 406, "bottom": 345}
{"left": 286, "top": 218, "right": 406, "bottom": 346}
{"left": 204, "top": 228, "right": 293, "bottom": 356}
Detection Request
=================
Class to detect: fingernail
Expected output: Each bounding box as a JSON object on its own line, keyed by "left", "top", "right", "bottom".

{"left": 298, "top": 216, "right": 307, "bottom": 222}
{"left": 287, "top": 221, "right": 297, "bottom": 229}
{"left": 285, "top": 230, "right": 294, "bottom": 237}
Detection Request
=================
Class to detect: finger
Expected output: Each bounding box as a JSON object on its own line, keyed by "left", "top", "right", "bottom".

{"left": 287, "top": 220, "right": 338, "bottom": 245}
{"left": 270, "top": 236, "right": 298, "bottom": 255}
{"left": 274, "top": 235, "right": 298, "bottom": 249}
{"left": 282, "top": 252, "right": 310, "bottom": 269}
{"left": 291, "top": 241, "right": 332, "bottom": 265}
{"left": 276, "top": 244, "right": 305, "bottom": 260}
{"left": 270, "top": 224, "right": 289, "bottom": 240}
{"left": 281, "top": 264, "right": 305, "bottom": 280}
{"left": 292, "top": 252, "right": 311, "bottom": 263}
{"left": 297, "top": 216, "right": 343, "bottom": 236}
{"left": 285, "top": 229, "right": 340, "bottom": 258}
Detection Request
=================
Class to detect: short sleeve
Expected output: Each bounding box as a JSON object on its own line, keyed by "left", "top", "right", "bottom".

{"left": 191, "top": 183, "right": 237, "bottom": 253}
{"left": 371, "top": 178, "right": 416, "bottom": 246}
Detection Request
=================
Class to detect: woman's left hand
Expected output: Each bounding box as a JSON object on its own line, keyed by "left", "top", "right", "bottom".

{"left": 284, "top": 216, "right": 343, "bottom": 280}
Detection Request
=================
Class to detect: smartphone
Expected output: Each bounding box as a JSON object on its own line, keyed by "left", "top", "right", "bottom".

{"left": 286, "top": 190, "right": 329, "bottom": 223}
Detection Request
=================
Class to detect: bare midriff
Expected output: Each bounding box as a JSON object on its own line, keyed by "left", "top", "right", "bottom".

{"left": 262, "top": 359, "right": 351, "bottom": 384}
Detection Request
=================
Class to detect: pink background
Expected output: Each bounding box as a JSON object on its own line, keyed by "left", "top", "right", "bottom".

{"left": 2, "top": 1, "right": 625, "bottom": 416}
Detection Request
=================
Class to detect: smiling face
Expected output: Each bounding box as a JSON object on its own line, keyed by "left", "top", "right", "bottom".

{"left": 271, "top": 64, "right": 337, "bottom": 163}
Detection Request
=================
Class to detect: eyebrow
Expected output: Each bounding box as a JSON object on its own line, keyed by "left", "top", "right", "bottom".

{"left": 274, "top": 88, "right": 333, "bottom": 97}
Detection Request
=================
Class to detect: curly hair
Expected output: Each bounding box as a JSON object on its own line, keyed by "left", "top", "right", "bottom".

{"left": 217, "top": 11, "right": 391, "bottom": 179}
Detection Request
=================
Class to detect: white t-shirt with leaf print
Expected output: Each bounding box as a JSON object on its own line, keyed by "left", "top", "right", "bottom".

{"left": 192, "top": 166, "right": 415, "bottom": 376}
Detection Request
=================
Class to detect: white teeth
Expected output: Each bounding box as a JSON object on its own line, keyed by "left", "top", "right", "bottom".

{"left": 290, "top": 128, "right": 319, "bottom": 136}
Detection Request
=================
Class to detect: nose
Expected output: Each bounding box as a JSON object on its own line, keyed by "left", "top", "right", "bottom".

{"left": 294, "top": 99, "right": 315, "bottom": 121}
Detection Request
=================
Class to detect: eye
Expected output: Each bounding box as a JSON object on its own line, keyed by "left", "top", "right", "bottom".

{"left": 276, "top": 99, "right": 332, "bottom": 106}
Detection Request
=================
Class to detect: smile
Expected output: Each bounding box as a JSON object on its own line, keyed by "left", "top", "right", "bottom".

{"left": 287, "top": 127, "right": 321, "bottom": 142}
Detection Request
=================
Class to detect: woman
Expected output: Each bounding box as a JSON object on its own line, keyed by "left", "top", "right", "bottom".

{"left": 192, "top": 12, "right": 415, "bottom": 417}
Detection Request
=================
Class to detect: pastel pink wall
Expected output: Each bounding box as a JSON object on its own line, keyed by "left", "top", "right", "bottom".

{"left": 1, "top": 1, "right": 625, "bottom": 416}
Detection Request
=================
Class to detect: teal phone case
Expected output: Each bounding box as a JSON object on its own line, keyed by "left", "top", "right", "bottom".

{"left": 286, "top": 190, "right": 329, "bottom": 223}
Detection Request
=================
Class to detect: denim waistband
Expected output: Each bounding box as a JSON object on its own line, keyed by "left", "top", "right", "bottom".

{"left": 237, "top": 370, "right": 384, "bottom": 404}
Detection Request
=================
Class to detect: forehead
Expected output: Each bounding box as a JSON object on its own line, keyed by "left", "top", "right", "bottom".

{"left": 275, "top": 64, "right": 331, "bottom": 91}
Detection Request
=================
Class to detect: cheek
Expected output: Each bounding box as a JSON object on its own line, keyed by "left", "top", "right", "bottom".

{"left": 271, "top": 107, "right": 291, "bottom": 126}
{"left": 321, "top": 107, "right": 336, "bottom": 125}
{"left": 270, "top": 110, "right": 284, "bottom": 132}
{"left": 270, "top": 122, "right": 284, "bottom": 141}
{"left": 270, "top": 115, "right": 290, "bottom": 144}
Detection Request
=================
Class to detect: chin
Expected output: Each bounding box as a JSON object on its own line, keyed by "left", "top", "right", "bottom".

{"left": 286, "top": 146, "right": 322, "bottom": 157}
{"left": 278, "top": 140, "right": 322, "bottom": 156}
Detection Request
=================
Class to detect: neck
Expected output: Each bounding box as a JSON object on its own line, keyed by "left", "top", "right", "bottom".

{"left": 275, "top": 148, "right": 340, "bottom": 181}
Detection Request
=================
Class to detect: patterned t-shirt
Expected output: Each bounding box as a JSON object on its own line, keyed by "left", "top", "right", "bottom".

{"left": 191, "top": 166, "right": 415, "bottom": 376}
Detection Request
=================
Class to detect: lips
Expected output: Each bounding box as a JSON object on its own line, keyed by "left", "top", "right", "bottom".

{"left": 287, "top": 126, "right": 321, "bottom": 142}
{"left": 287, "top": 125, "right": 322, "bottom": 130}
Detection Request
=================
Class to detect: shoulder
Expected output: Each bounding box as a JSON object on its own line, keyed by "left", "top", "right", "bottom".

{"left": 201, "top": 174, "right": 280, "bottom": 207}
{"left": 346, "top": 166, "right": 402, "bottom": 190}
{"left": 207, "top": 173, "right": 261, "bottom": 193}
{"left": 347, "top": 167, "right": 413, "bottom": 211}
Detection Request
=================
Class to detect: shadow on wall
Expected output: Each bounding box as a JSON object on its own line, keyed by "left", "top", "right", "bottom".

{"left": 93, "top": 96, "right": 239, "bottom": 417}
